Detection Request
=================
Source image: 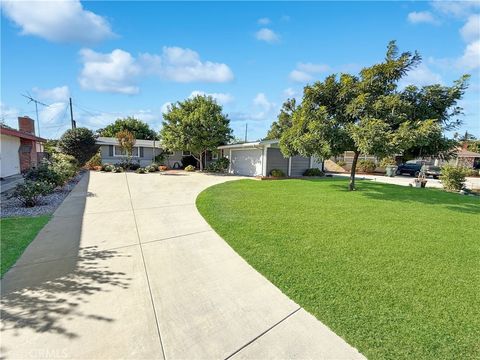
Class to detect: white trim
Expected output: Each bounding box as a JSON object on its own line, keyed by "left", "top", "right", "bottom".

{"left": 228, "top": 149, "right": 232, "bottom": 173}
{"left": 262, "top": 146, "right": 268, "bottom": 176}
{"left": 309, "top": 157, "right": 313, "bottom": 168}
{"left": 288, "top": 157, "right": 292, "bottom": 177}
{"left": 211, "top": 151, "right": 219, "bottom": 160}
{"left": 113, "top": 145, "right": 140, "bottom": 157}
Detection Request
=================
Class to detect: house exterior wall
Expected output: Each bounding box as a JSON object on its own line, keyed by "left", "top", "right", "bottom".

{"left": 290, "top": 155, "right": 311, "bottom": 176}
{"left": 266, "top": 148, "right": 289, "bottom": 176}
{"left": 99, "top": 145, "right": 185, "bottom": 168}
{"left": 0, "top": 134, "right": 21, "bottom": 178}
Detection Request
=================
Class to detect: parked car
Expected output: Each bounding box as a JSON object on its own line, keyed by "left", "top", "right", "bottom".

{"left": 422, "top": 165, "right": 441, "bottom": 179}
{"left": 396, "top": 162, "right": 423, "bottom": 177}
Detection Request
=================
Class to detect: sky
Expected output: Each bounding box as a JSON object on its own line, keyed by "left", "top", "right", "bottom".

{"left": 1, "top": 1, "right": 479, "bottom": 140}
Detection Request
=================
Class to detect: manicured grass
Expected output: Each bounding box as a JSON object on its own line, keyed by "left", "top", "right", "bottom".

{"left": 197, "top": 179, "right": 480, "bottom": 360}
{"left": 1, "top": 215, "right": 51, "bottom": 277}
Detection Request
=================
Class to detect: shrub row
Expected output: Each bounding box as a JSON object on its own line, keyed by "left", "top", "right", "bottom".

{"left": 205, "top": 157, "right": 229, "bottom": 173}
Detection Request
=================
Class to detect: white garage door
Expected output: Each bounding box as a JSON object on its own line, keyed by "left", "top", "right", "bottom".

{"left": 0, "top": 135, "right": 20, "bottom": 178}
{"left": 230, "top": 149, "right": 263, "bottom": 176}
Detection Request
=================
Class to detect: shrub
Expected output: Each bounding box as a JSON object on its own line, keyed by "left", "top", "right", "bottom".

{"left": 184, "top": 165, "right": 195, "bottom": 172}
{"left": 440, "top": 165, "right": 467, "bottom": 192}
{"left": 128, "top": 162, "right": 140, "bottom": 171}
{"left": 357, "top": 159, "right": 376, "bottom": 173}
{"left": 380, "top": 157, "right": 396, "bottom": 168}
{"left": 270, "top": 169, "right": 285, "bottom": 177}
{"left": 51, "top": 153, "right": 78, "bottom": 182}
{"left": 464, "top": 168, "right": 478, "bottom": 177}
{"left": 303, "top": 168, "right": 324, "bottom": 176}
{"left": 135, "top": 167, "right": 148, "bottom": 174}
{"left": 113, "top": 166, "right": 124, "bottom": 173}
{"left": 337, "top": 160, "right": 346, "bottom": 167}
{"left": 154, "top": 153, "right": 165, "bottom": 164}
{"left": 85, "top": 151, "right": 101, "bottom": 169}
{"left": 103, "top": 164, "right": 115, "bottom": 172}
{"left": 24, "top": 153, "right": 77, "bottom": 187}
{"left": 206, "top": 157, "right": 230, "bottom": 173}
{"left": 145, "top": 164, "right": 158, "bottom": 172}
{"left": 24, "top": 162, "right": 63, "bottom": 187}
{"left": 159, "top": 165, "right": 168, "bottom": 171}
{"left": 58, "top": 128, "right": 98, "bottom": 166}
{"left": 12, "top": 181, "right": 54, "bottom": 207}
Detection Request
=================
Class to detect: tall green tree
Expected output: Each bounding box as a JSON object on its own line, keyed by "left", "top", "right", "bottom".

{"left": 58, "top": 128, "right": 98, "bottom": 166}
{"left": 265, "top": 98, "right": 297, "bottom": 140}
{"left": 280, "top": 41, "right": 469, "bottom": 190}
{"left": 97, "top": 117, "right": 157, "bottom": 140}
{"left": 160, "top": 95, "right": 232, "bottom": 170}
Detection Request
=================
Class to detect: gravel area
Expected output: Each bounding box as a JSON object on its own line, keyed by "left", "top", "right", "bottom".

{"left": 1, "top": 171, "right": 85, "bottom": 218}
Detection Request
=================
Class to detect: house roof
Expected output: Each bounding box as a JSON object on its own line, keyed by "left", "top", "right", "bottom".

{"left": 218, "top": 139, "right": 279, "bottom": 150}
{"left": 0, "top": 126, "right": 46, "bottom": 142}
{"left": 457, "top": 148, "right": 480, "bottom": 158}
{"left": 96, "top": 137, "right": 162, "bottom": 148}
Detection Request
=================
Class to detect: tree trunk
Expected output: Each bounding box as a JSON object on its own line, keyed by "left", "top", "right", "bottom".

{"left": 198, "top": 152, "right": 204, "bottom": 171}
{"left": 349, "top": 151, "right": 360, "bottom": 191}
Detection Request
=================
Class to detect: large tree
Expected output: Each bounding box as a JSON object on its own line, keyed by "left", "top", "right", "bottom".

{"left": 97, "top": 117, "right": 157, "bottom": 140}
{"left": 279, "top": 41, "right": 468, "bottom": 190}
{"left": 58, "top": 128, "right": 98, "bottom": 166}
{"left": 265, "top": 98, "right": 297, "bottom": 140}
{"left": 160, "top": 95, "right": 232, "bottom": 170}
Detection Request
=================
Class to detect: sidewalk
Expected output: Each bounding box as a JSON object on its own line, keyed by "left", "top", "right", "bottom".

{"left": 1, "top": 171, "right": 364, "bottom": 359}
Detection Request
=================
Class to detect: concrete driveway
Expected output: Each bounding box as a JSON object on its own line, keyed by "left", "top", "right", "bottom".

{"left": 1, "top": 171, "right": 364, "bottom": 360}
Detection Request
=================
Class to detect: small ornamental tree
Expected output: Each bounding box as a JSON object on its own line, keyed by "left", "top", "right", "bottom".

{"left": 160, "top": 95, "right": 232, "bottom": 170}
{"left": 116, "top": 130, "right": 136, "bottom": 167}
{"left": 279, "top": 41, "right": 469, "bottom": 190}
{"left": 98, "top": 117, "right": 157, "bottom": 140}
{"left": 58, "top": 128, "right": 98, "bottom": 166}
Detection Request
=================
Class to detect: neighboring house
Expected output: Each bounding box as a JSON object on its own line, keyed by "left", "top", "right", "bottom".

{"left": 218, "top": 139, "right": 323, "bottom": 177}
{"left": 455, "top": 147, "right": 480, "bottom": 169}
{"left": 0, "top": 116, "right": 46, "bottom": 178}
{"left": 96, "top": 137, "right": 184, "bottom": 168}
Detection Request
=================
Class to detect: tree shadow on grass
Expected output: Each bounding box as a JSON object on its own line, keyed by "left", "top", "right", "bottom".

{"left": 320, "top": 180, "right": 480, "bottom": 215}
{"left": 0, "top": 246, "right": 131, "bottom": 340}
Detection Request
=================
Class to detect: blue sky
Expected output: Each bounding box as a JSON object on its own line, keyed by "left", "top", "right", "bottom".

{"left": 1, "top": 1, "right": 479, "bottom": 140}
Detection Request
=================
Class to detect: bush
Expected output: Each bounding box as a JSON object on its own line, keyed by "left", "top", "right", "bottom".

{"left": 85, "top": 151, "right": 101, "bottom": 169}
{"left": 440, "top": 165, "right": 467, "bottom": 192}
{"left": 159, "top": 165, "right": 168, "bottom": 171}
{"left": 102, "top": 164, "right": 115, "bottom": 172}
{"left": 303, "top": 168, "right": 324, "bottom": 176}
{"left": 145, "top": 164, "right": 158, "bottom": 172}
{"left": 12, "top": 181, "right": 54, "bottom": 207}
{"left": 24, "top": 162, "right": 63, "bottom": 187}
{"left": 113, "top": 166, "right": 124, "bottom": 173}
{"left": 270, "top": 169, "right": 285, "bottom": 177}
{"left": 24, "top": 153, "right": 77, "bottom": 187}
{"left": 182, "top": 155, "right": 197, "bottom": 168}
{"left": 51, "top": 153, "right": 78, "bottom": 182}
{"left": 206, "top": 157, "right": 230, "bottom": 173}
{"left": 128, "top": 162, "right": 140, "bottom": 171}
{"left": 337, "top": 160, "right": 346, "bottom": 167}
{"left": 58, "top": 128, "right": 98, "bottom": 166}
{"left": 357, "top": 159, "right": 376, "bottom": 173}
{"left": 464, "top": 168, "right": 478, "bottom": 177}
{"left": 380, "top": 157, "right": 396, "bottom": 168}
{"left": 184, "top": 165, "right": 195, "bottom": 172}
{"left": 135, "top": 167, "right": 148, "bottom": 174}
{"left": 154, "top": 153, "right": 166, "bottom": 164}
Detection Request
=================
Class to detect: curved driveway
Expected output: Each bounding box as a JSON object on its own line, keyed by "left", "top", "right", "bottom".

{"left": 1, "top": 171, "right": 364, "bottom": 359}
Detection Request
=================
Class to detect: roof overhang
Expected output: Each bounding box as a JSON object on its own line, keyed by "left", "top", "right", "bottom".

{"left": 0, "top": 127, "right": 46, "bottom": 142}
{"left": 218, "top": 139, "right": 279, "bottom": 150}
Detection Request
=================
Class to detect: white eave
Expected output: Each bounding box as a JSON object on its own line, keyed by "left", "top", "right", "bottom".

{"left": 96, "top": 137, "right": 162, "bottom": 148}
{"left": 218, "top": 139, "right": 279, "bottom": 150}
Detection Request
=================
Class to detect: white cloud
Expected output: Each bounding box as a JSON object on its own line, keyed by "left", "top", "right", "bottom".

{"left": 460, "top": 14, "right": 480, "bottom": 42}
{"left": 257, "top": 17, "right": 271, "bottom": 25}
{"left": 289, "top": 62, "right": 329, "bottom": 82}
{"left": 1, "top": 0, "right": 114, "bottom": 43}
{"left": 255, "top": 28, "right": 280, "bottom": 43}
{"left": 33, "top": 86, "right": 70, "bottom": 102}
{"left": 142, "top": 47, "right": 234, "bottom": 83}
{"left": 283, "top": 87, "right": 297, "bottom": 98}
{"left": 161, "top": 102, "right": 172, "bottom": 115}
{"left": 79, "top": 49, "right": 141, "bottom": 94}
{"left": 431, "top": 1, "right": 480, "bottom": 18}
{"left": 39, "top": 102, "right": 68, "bottom": 124}
{"left": 401, "top": 63, "right": 443, "bottom": 87}
{"left": 457, "top": 40, "right": 480, "bottom": 69}
{"left": 407, "top": 11, "right": 438, "bottom": 24}
{"left": 0, "top": 102, "right": 20, "bottom": 128}
{"left": 189, "top": 91, "right": 234, "bottom": 105}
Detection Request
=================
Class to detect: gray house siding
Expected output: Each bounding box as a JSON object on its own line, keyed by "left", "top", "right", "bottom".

{"left": 99, "top": 145, "right": 163, "bottom": 167}
{"left": 291, "top": 156, "right": 311, "bottom": 176}
{"left": 266, "top": 148, "right": 289, "bottom": 176}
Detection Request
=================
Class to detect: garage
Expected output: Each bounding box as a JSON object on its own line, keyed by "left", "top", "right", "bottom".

{"left": 230, "top": 149, "right": 263, "bottom": 176}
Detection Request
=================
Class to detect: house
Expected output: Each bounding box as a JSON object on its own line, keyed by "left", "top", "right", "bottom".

{"left": 455, "top": 147, "right": 480, "bottom": 169}
{"left": 218, "top": 139, "right": 323, "bottom": 177}
{"left": 0, "top": 116, "right": 46, "bottom": 178}
{"left": 96, "top": 137, "right": 185, "bottom": 168}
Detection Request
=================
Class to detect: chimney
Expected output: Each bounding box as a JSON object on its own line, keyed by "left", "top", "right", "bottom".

{"left": 18, "top": 116, "right": 35, "bottom": 135}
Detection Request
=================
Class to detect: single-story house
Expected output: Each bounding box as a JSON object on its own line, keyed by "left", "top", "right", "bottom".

{"left": 218, "top": 139, "right": 323, "bottom": 177}
{"left": 0, "top": 116, "right": 46, "bottom": 178}
{"left": 96, "top": 137, "right": 185, "bottom": 168}
{"left": 455, "top": 148, "right": 480, "bottom": 169}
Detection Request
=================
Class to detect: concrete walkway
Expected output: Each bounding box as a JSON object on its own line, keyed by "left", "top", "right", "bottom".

{"left": 1, "top": 171, "right": 364, "bottom": 360}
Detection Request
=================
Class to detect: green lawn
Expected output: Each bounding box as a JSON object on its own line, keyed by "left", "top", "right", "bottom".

{"left": 1, "top": 215, "right": 51, "bottom": 277}
{"left": 197, "top": 179, "right": 480, "bottom": 360}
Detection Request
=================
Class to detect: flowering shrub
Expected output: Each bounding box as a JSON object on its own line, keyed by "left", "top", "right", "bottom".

{"left": 12, "top": 181, "right": 54, "bottom": 207}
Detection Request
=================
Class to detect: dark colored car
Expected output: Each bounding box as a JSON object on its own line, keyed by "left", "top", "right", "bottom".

{"left": 396, "top": 162, "right": 423, "bottom": 177}
{"left": 423, "top": 165, "right": 441, "bottom": 179}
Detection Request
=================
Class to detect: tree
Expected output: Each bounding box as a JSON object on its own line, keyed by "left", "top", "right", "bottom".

{"left": 265, "top": 98, "right": 297, "bottom": 140}
{"left": 116, "top": 130, "right": 136, "bottom": 167}
{"left": 97, "top": 117, "right": 157, "bottom": 140}
{"left": 160, "top": 95, "right": 232, "bottom": 170}
{"left": 280, "top": 41, "right": 469, "bottom": 190}
{"left": 58, "top": 128, "right": 98, "bottom": 166}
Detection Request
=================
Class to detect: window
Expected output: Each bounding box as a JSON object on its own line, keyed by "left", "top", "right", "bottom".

{"left": 114, "top": 146, "right": 139, "bottom": 157}
{"left": 211, "top": 151, "right": 219, "bottom": 160}
{"left": 182, "top": 151, "right": 192, "bottom": 156}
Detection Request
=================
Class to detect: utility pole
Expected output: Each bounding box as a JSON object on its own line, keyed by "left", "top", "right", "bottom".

{"left": 244, "top": 122, "right": 248, "bottom": 142}
{"left": 22, "top": 93, "right": 48, "bottom": 136}
{"left": 69, "top": 97, "right": 76, "bottom": 129}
